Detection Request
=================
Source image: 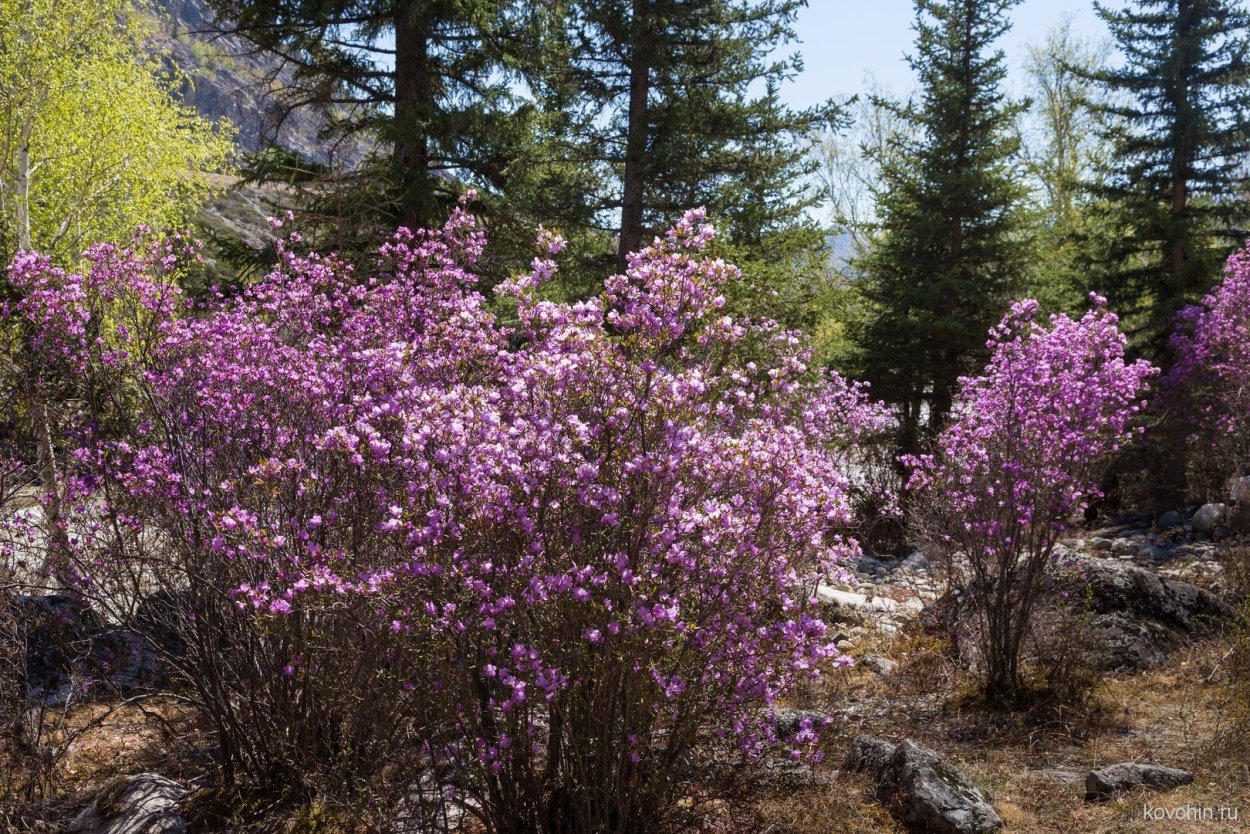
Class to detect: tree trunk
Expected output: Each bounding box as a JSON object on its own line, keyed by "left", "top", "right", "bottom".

{"left": 392, "top": 1, "right": 434, "bottom": 231}
{"left": 1159, "top": 16, "right": 1192, "bottom": 505}
{"left": 16, "top": 121, "right": 32, "bottom": 251}
{"left": 16, "top": 121, "right": 71, "bottom": 580}
{"left": 617, "top": 0, "right": 653, "bottom": 274}
{"left": 34, "top": 397, "right": 70, "bottom": 583}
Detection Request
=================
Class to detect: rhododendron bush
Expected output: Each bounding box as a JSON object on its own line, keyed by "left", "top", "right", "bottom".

{"left": 1166, "top": 243, "right": 1250, "bottom": 496}
{"left": 909, "top": 298, "right": 1156, "bottom": 701}
{"left": 4, "top": 202, "right": 886, "bottom": 828}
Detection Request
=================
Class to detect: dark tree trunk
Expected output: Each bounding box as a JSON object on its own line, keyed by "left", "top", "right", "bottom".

{"left": 617, "top": 0, "right": 653, "bottom": 274}
{"left": 393, "top": 1, "right": 434, "bottom": 230}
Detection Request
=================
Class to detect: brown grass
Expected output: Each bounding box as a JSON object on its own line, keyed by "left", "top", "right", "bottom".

{"left": 3, "top": 627, "right": 1247, "bottom": 833}
{"left": 748, "top": 636, "right": 1250, "bottom": 834}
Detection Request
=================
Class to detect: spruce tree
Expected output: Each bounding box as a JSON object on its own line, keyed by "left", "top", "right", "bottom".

{"left": 852, "top": 0, "right": 1027, "bottom": 451}
{"left": 1083, "top": 0, "right": 1250, "bottom": 359}
{"left": 531, "top": 0, "right": 840, "bottom": 279}
{"left": 203, "top": 0, "right": 531, "bottom": 237}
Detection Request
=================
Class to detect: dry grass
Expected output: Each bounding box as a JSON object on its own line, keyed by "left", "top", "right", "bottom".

{"left": 749, "top": 635, "right": 1250, "bottom": 834}
{"left": 4, "top": 622, "right": 1248, "bottom": 833}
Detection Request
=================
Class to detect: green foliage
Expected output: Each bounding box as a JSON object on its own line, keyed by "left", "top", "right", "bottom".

{"left": 850, "top": 0, "right": 1029, "bottom": 449}
{"left": 1016, "top": 19, "right": 1116, "bottom": 314}
{"left": 517, "top": 0, "right": 843, "bottom": 315}
{"left": 205, "top": 0, "right": 532, "bottom": 240}
{"left": 1082, "top": 0, "right": 1250, "bottom": 358}
{"left": 0, "top": 0, "right": 233, "bottom": 263}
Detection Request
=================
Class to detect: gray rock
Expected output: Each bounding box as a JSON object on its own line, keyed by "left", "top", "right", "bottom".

{"left": 1057, "top": 554, "right": 1233, "bottom": 672}
{"left": 1191, "top": 503, "right": 1228, "bottom": 534}
{"left": 1090, "top": 538, "right": 1114, "bottom": 552}
{"left": 1231, "top": 476, "right": 1250, "bottom": 506}
{"left": 880, "top": 740, "right": 1003, "bottom": 834}
{"left": 903, "top": 551, "right": 931, "bottom": 571}
{"left": 1034, "top": 768, "right": 1083, "bottom": 785}
{"left": 1137, "top": 544, "right": 1172, "bottom": 562}
{"left": 69, "top": 774, "right": 187, "bottom": 834}
{"left": 842, "top": 735, "right": 897, "bottom": 782}
{"left": 1084, "top": 763, "right": 1193, "bottom": 801}
{"left": 1157, "top": 510, "right": 1185, "bottom": 529}
{"left": 755, "top": 757, "right": 834, "bottom": 789}
{"left": 15, "top": 595, "right": 165, "bottom": 702}
{"left": 15, "top": 594, "right": 100, "bottom": 701}
{"left": 770, "top": 708, "right": 832, "bottom": 739}
{"left": 1111, "top": 538, "right": 1138, "bottom": 557}
{"left": 859, "top": 654, "right": 898, "bottom": 675}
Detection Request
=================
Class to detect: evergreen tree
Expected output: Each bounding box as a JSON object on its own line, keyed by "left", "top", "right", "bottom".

{"left": 851, "top": 0, "right": 1028, "bottom": 451}
{"left": 531, "top": 0, "right": 840, "bottom": 279}
{"left": 204, "top": 0, "right": 532, "bottom": 238}
{"left": 1082, "top": 0, "right": 1250, "bottom": 359}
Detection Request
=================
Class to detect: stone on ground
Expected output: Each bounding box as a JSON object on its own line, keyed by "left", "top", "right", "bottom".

{"left": 846, "top": 737, "right": 1003, "bottom": 834}
{"left": 69, "top": 773, "right": 187, "bottom": 834}
{"left": 1084, "top": 762, "right": 1193, "bottom": 801}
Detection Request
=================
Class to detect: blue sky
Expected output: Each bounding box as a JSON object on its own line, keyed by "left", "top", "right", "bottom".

{"left": 780, "top": 0, "right": 1112, "bottom": 108}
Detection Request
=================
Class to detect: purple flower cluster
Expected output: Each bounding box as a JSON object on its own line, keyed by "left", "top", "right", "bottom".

{"left": 911, "top": 297, "right": 1156, "bottom": 540}
{"left": 907, "top": 297, "right": 1155, "bottom": 697}
{"left": 6, "top": 201, "right": 887, "bottom": 816}
{"left": 1166, "top": 243, "right": 1250, "bottom": 487}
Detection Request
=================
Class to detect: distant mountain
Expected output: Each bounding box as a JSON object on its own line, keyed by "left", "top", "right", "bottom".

{"left": 151, "top": 0, "right": 362, "bottom": 167}
{"left": 147, "top": 0, "right": 372, "bottom": 281}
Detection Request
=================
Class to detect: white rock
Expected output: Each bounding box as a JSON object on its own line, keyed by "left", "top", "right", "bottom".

{"left": 70, "top": 774, "right": 186, "bottom": 834}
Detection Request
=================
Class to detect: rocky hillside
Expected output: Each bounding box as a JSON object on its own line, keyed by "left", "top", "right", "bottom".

{"left": 150, "top": 0, "right": 357, "bottom": 166}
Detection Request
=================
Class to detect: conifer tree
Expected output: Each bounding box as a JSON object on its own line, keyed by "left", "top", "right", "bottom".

{"left": 204, "top": 0, "right": 531, "bottom": 237}
{"left": 532, "top": 0, "right": 840, "bottom": 277}
{"left": 851, "top": 0, "right": 1027, "bottom": 451}
{"left": 1083, "top": 0, "right": 1250, "bottom": 358}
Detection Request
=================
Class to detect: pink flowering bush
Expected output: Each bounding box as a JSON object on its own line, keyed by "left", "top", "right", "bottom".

{"left": 6, "top": 202, "right": 883, "bottom": 827}
{"left": 0, "top": 235, "right": 189, "bottom": 583}
{"left": 908, "top": 298, "right": 1156, "bottom": 701}
{"left": 1165, "top": 244, "right": 1250, "bottom": 497}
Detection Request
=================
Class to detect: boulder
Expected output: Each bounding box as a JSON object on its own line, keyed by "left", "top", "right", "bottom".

{"left": 881, "top": 740, "right": 1003, "bottom": 834}
{"left": 1191, "top": 503, "right": 1228, "bottom": 534}
{"left": 769, "top": 708, "right": 832, "bottom": 739}
{"left": 15, "top": 595, "right": 166, "bottom": 703}
{"left": 1157, "top": 510, "right": 1184, "bottom": 529}
{"left": 1111, "top": 538, "right": 1138, "bottom": 557}
{"left": 845, "top": 737, "right": 1002, "bottom": 834}
{"left": 1056, "top": 555, "right": 1232, "bottom": 672}
{"left": 1084, "top": 763, "right": 1193, "bottom": 801}
{"left": 15, "top": 594, "right": 100, "bottom": 701}
{"left": 843, "top": 735, "right": 898, "bottom": 782}
{"left": 69, "top": 773, "right": 187, "bottom": 834}
{"left": 1231, "top": 476, "right": 1250, "bottom": 506}
{"left": 859, "top": 654, "right": 898, "bottom": 675}
{"left": 903, "top": 551, "right": 931, "bottom": 571}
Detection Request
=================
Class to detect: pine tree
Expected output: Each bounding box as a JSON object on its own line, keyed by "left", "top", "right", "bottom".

{"left": 1083, "top": 0, "right": 1250, "bottom": 359}
{"left": 851, "top": 0, "right": 1028, "bottom": 451}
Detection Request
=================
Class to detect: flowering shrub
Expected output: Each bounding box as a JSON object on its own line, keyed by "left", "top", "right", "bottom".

{"left": 6, "top": 202, "right": 884, "bottom": 827}
{"left": 908, "top": 297, "right": 1156, "bottom": 701}
{"left": 1165, "top": 244, "right": 1250, "bottom": 497}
